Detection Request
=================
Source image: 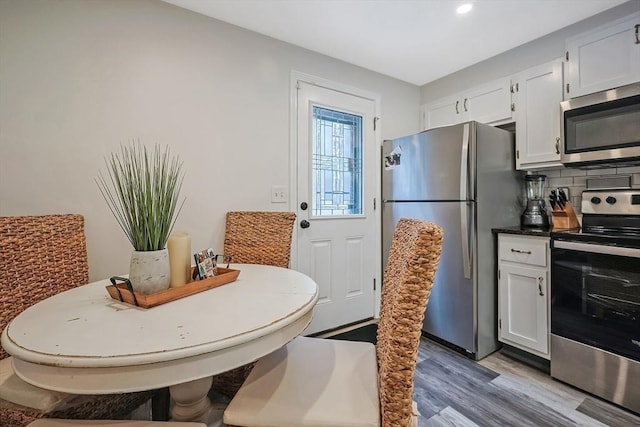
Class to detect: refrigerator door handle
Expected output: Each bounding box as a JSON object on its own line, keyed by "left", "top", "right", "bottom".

{"left": 460, "top": 124, "right": 471, "bottom": 279}
{"left": 460, "top": 123, "right": 469, "bottom": 201}
{"left": 461, "top": 202, "right": 472, "bottom": 279}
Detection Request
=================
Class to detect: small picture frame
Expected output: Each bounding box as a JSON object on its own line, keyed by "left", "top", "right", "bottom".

{"left": 194, "top": 248, "right": 217, "bottom": 279}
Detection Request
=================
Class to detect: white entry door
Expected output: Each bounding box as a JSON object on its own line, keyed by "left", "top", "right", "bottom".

{"left": 295, "top": 80, "right": 378, "bottom": 335}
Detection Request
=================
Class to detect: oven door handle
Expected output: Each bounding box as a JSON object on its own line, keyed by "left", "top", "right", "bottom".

{"left": 554, "top": 240, "right": 640, "bottom": 258}
{"left": 587, "top": 272, "right": 639, "bottom": 288}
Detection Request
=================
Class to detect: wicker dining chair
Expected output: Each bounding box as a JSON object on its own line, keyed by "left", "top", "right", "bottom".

{"left": 0, "top": 215, "right": 154, "bottom": 427}
{"left": 222, "top": 211, "right": 296, "bottom": 268}
{"left": 211, "top": 211, "right": 297, "bottom": 398}
{"left": 223, "top": 218, "right": 444, "bottom": 427}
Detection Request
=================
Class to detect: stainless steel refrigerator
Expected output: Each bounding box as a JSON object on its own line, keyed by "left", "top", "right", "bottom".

{"left": 382, "top": 121, "right": 521, "bottom": 360}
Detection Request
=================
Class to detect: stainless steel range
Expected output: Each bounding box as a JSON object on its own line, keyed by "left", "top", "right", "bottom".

{"left": 551, "top": 189, "right": 640, "bottom": 414}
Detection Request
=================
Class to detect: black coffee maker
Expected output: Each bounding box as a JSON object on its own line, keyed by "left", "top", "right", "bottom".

{"left": 521, "top": 174, "right": 549, "bottom": 228}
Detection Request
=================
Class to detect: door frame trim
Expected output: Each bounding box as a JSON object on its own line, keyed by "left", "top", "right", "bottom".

{"left": 289, "top": 70, "right": 382, "bottom": 318}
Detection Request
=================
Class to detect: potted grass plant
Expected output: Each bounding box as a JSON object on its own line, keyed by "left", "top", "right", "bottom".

{"left": 97, "top": 143, "right": 185, "bottom": 294}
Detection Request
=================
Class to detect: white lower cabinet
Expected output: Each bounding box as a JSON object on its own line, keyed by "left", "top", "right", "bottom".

{"left": 498, "top": 234, "right": 550, "bottom": 359}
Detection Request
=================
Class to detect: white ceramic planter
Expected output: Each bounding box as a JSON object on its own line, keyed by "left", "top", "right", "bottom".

{"left": 129, "top": 249, "right": 171, "bottom": 294}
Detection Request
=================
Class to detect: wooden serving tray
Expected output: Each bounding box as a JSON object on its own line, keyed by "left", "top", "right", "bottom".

{"left": 106, "top": 267, "right": 240, "bottom": 308}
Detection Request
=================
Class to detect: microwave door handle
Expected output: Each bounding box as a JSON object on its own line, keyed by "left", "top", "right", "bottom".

{"left": 460, "top": 123, "right": 471, "bottom": 279}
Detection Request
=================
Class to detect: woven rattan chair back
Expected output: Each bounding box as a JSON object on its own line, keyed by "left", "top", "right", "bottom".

{"left": 376, "top": 218, "right": 443, "bottom": 427}
{"left": 211, "top": 211, "right": 296, "bottom": 398}
{"left": 0, "top": 215, "right": 154, "bottom": 426}
{"left": 0, "top": 214, "right": 89, "bottom": 360}
{"left": 223, "top": 211, "right": 296, "bottom": 268}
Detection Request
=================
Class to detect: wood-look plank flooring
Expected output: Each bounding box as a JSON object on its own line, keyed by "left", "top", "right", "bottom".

{"left": 415, "top": 338, "right": 640, "bottom": 427}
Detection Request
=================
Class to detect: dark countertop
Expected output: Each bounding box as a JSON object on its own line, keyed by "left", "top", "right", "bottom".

{"left": 492, "top": 225, "right": 551, "bottom": 237}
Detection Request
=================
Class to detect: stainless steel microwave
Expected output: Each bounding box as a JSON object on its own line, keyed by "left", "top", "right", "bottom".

{"left": 560, "top": 83, "right": 640, "bottom": 168}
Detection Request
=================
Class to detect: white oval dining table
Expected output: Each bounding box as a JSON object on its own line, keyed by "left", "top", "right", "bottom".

{"left": 1, "top": 264, "right": 318, "bottom": 426}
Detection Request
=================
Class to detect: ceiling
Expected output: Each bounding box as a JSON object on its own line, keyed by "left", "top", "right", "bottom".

{"left": 161, "top": 0, "right": 628, "bottom": 86}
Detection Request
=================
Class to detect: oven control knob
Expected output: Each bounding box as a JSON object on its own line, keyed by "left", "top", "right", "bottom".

{"left": 591, "top": 196, "right": 601, "bottom": 204}
{"left": 606, "top": 196, "right": 617, "bottom": 205}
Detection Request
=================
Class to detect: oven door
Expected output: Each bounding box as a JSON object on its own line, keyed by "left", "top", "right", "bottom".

{"left": 551, "top": 240, "right": 640, "bottom": 362}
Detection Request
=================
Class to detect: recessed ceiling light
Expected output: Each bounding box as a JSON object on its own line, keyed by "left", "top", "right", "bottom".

{"left": 457, "top": 3, "right": 473, "bottom": 14}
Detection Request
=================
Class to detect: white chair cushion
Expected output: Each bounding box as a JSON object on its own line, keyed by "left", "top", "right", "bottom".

{"left": 411, "top": 401, "right": 420, "bottom": 427}
{"left": 0, "top": 356, "right": 73, "bottom": 412}
{"left": 224, "top": 336, "right": 380, "bottom": 427}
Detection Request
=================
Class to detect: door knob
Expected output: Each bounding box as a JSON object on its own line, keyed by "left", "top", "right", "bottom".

{"left": 300, "top": 202, "right": 308, "bottom": 210}
{"left": 300, "top": 220, "right": 310, "bottom": 229}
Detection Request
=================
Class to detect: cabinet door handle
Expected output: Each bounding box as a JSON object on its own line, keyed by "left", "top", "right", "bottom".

{"left": 555, "top": 137, "right": 560, "bottom": 154}
{"left": 463, "top": 98, "right": 468, "bottom": 112}
{"left": 455, "top": 100, "right": 460, "bottom": 114}
{"left": 538, "top": 277, "right": 544, "bottom": 296}
{"left": 510, "top": 248, "right": 531, "bottom": 254}
{"left": 635, "top": 24, "right": 639, "bottom": 44}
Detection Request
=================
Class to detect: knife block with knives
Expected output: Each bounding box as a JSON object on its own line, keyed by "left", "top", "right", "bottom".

{"left": 549, "top": 188, "right": 580, "bottom": 230}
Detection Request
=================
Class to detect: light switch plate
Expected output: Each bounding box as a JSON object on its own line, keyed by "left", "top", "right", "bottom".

{"left": 271, "top": 185, "right": 287, "bottom": 203}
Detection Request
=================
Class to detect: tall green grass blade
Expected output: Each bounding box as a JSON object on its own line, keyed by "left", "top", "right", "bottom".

{"left": 96, "top": 142, "right": 185, "bottom": 251}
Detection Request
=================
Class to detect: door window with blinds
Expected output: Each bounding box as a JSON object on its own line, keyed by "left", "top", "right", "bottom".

{"left": 312, "top": 106, "right": 363, "bottom": 217}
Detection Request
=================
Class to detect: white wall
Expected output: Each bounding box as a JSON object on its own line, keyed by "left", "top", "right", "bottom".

{"left": 0, "top": 0, "right": 420, "bottom": 281}
{"left": 421, "top": 1, "right": 639, "bottom": 102}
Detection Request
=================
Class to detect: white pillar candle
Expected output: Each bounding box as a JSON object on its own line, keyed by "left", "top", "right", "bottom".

{"left": 167, "top": 231, "right": 191, "bottom": 288}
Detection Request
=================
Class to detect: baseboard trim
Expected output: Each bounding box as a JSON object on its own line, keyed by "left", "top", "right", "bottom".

{"left": 311, "top": 318, "right": 377, "bottom": 338}
{"left": 501, "top": 343, "right": 550, "bottom": 374}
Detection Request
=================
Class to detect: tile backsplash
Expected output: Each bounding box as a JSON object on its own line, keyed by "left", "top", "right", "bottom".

{"left": 536, "top": 165, "right": 640, "bottom": 216}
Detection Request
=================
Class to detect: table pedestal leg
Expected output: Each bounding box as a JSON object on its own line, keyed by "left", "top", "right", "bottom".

{"left": 170, "top": 376, "right": 223, "bottom": 426}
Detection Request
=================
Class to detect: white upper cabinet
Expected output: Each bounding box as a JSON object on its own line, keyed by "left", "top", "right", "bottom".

{"left": 513, "top": 59, "right": 564, "bottom": 170}
{"left": 465, "top": 78, "right": 513, "bottom": 124}
{"left": 565, "top": 11, "right": 640, "bottom": 99}
{"left": 421, "top": 94, "right": 460, "bottom": 129}
{"left": 421, "top": 77, "right": 513, "bottom": 130}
